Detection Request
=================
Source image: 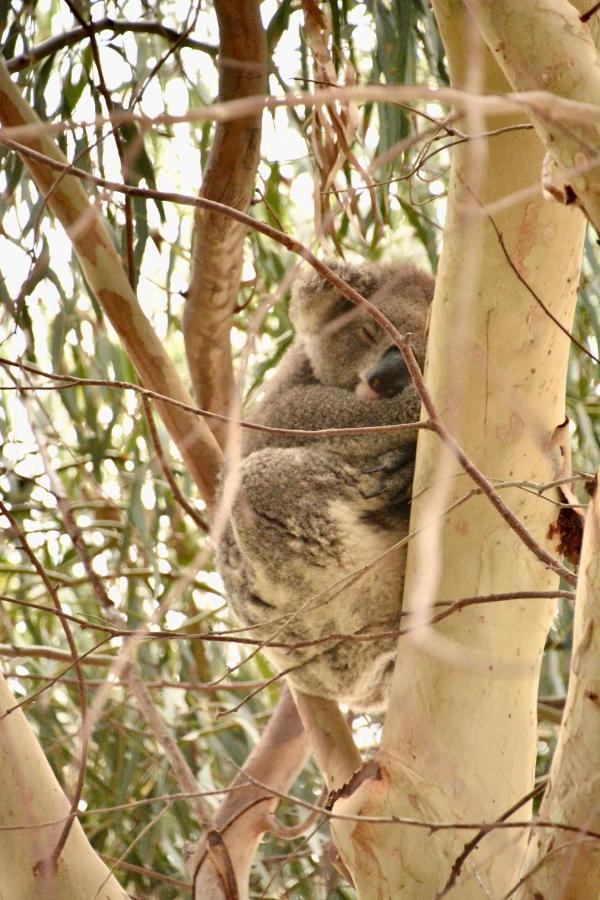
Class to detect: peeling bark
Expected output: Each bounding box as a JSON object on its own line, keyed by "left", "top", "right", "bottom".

{"left": 184, "top": 0, "right": 267, "bottom": 447}
{"left": 518, "top": 473, "right": 600, "bottom": 899}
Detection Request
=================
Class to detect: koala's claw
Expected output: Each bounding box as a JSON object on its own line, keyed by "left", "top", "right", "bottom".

{"left": 363, "top": 482, "right": 389, "bottom": 500}
{"left": 362, "top": 448, "right": 416, "bottom": 502}
{"left": 362, "top": 444, "right": 415, "bottom": 475}
{"left": 363, "top": 461, "right": 388, "bottom": 475}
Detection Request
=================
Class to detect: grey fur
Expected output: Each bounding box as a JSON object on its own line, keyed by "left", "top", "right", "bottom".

{"left": 217, "top": 260, "right": 434, "bottom": 709}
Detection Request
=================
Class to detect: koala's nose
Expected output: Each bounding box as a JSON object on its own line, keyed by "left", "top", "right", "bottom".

{"left": 366, "top": 346, "right": 410, "bottom": 399}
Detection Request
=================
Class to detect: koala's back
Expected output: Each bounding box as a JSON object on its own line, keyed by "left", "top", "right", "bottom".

{"left": 218, "top": 445, "right": 407, "bottom": 708}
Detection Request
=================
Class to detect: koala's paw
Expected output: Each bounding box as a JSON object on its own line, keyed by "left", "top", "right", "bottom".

{"left": 361, "top": 445, "right": 416, "bottom": 503}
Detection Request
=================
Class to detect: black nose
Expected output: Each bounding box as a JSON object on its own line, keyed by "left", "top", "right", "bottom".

{"left": 366, "top": 347, "right": 410, "bottom": 398}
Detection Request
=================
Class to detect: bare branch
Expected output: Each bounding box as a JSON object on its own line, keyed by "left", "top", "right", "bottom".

{"left": 189, "top": 688, "right": 309, "bottom": 900}
{"left": 0, "top": 59, "right": 222, "bottom": 509}
{"left": 125, "top": 667, "right": 211, "bottom": 823}
{"left": 184, "top": 0, "right": 267, "bottom": 447}
{"left": 0, "top": 353, "right": 429, "bottom": 441}
{"left": 4, "top": 18, "right": 217, "bottom": 74}
{"left": 142, "top": 395, "right": 209, "bottom": 532}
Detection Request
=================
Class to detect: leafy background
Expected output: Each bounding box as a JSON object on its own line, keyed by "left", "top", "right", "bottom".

{"left": 0, "top": 1, "right": 598, "bottom": 896}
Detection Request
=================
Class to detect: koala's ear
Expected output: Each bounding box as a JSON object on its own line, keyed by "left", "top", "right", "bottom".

{"left": 289, "top": 261, "right": 382, "bottom": 334}
{"left": 289, "top": 263, "right": 351, "bottom": 335}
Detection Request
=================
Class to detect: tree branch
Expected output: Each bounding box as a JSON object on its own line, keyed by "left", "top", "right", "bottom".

{"left": 184, "top": 0, "right": 267, "bottom": 447}
{"left": 4, "top": 18, "right": 217, "bottom": 74}
{"left": 189, "top": 687, "right": 309, "bottom": 900}
{"left": 0, "top": 58, "right": 222, "bottom": 509}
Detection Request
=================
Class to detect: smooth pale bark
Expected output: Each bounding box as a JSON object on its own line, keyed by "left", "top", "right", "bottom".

{"left": 184, "top": 0, "right": 266, "bottom": 448}
{"left": 0, "top": 60, "right": 222, "bottom": 510}
{"left": 0, "top": 675, "right": 128, "bottom": 900}
{"left": 518, "top": 473, "right": 600, "bottom": 899}
{"left": 465, "top": 0, "right": 600, "bottom": 232}
{"left": 291, "top": 691, "right": 362, "bottom": 791}
{"left": 331, "top": 4, "right": 586, "bottom": 897}
{"left": 189, "top": 688, "right": 309, "bottom": 900}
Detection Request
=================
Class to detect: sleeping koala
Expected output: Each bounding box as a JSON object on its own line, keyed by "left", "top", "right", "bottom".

{"left": 218, "top": 261, "right": 434, "bottom": 709}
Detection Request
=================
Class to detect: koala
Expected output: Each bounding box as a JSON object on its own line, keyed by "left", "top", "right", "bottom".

{"left": 217, "top": 260, "right": 434, "bottom": 709}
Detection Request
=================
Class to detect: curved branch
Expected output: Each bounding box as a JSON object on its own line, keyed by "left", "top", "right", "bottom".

{"left": 189, "top": 688, "right": 309, "bottom": 900}
{"left": 184, "top": 0, "right": 267, "bottom": 447}
{"left": 0, "top": 58, "right": 222, "bottom": 509}
{"left": 5, "top": 18, "right": 217, "bottom": 74}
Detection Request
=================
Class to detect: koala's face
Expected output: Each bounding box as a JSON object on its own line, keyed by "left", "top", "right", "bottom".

{"left": 290, "top": 261, "right": 434, "bottom": 397}
{"left": 301, "top": 309, "right": 407, "bottom": 396}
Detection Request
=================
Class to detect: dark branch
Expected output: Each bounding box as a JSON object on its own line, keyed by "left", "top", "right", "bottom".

{"left": 4, "top": 18, "right": 217, "bottom": 74}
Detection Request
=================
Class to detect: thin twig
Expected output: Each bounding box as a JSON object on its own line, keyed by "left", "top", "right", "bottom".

{"left": 126, "top": 666, "right": 210, "bottom": 822}
{"left": 0, "top": 353, "right": 431, "bottom": 441}
{"left": 0, "top": 636, "right": 112, "bottom": 720}
{"left": 580, "top": 2, "right": 600, "bottom": 24}
{"left": 5, "top": 18, "right": 216, "bottom": 73}
{"left": 219, "top": 767, "right": 600, "bottom": 840}
{"left": 142, "top": 395, "right": 208, "bottom": 532}
{"left": 471, "top": 188, "right": 598, "bottom": 364}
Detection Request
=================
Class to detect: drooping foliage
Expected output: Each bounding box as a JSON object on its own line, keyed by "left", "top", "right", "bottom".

{"left": 0, "top": 1, "right": 598, "bottom": 895}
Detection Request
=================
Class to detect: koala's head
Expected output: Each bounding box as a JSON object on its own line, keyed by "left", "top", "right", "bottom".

{"left": 289, "top": 261, "right": 434, "bottom": 397}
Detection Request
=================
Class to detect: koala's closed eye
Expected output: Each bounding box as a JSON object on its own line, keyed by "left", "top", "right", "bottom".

{"left": 358, "top": 324, "right": 380, "bottom": 346}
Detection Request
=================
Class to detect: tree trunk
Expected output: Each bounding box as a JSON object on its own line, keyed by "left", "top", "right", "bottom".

{"left": 330, "top": 3, "right": 586, "bottom": 896}
{"left": 518, "top": 472, "right": 600, "bottom": 898}
{"left": 184, "top": 0, "right": 267, "bottom": 447}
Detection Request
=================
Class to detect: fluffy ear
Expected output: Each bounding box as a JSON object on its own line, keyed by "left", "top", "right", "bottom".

{"left": 289, "top": 261, "right": 434, "bottom": 336}
{"left": 289, "top": 261, "right": 383, "bottom": 335}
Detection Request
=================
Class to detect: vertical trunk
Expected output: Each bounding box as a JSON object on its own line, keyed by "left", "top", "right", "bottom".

{"left": 518, "top": 473, "right": 600, "bottom": 899}
{"left": 465, "top": 0, "right": 600, "bottom": 232}
{"left": 330, "top": 3, "right": 586, "bottom": 896}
